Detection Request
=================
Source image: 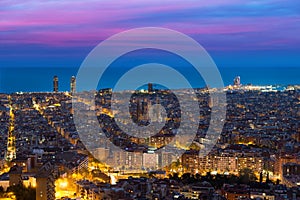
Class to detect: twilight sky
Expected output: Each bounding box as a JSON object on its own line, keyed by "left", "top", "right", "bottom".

{"left": 1, "top": 0, "right": 300, "bottom": 68}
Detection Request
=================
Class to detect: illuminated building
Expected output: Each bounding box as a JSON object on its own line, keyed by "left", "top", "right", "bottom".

{"left": 53, "top": 75, "right": 58, "bottom": 92}
{"left": 143, "top": 153, "right": 159, "bottom": 170}
{"left": 283, "top": 163, "right": 300, "bottom": 176}
{"left": 149, "top": 135, "right": 173, "bottom": 149}
{"left": 110, "top": 150, "right": 143, "bottom": 170}
{"left": 181, "top": 151, "right": 200, "bottom": 174}
{"left": 136, "top": 98, "right": 149, "bottom": 122}
{"left": 148, "top": 96, "right": 162, "bottom": 123}
{"left": 216, "top": 153, "right": 238, "bottom": 173}
{"left": 223, "top": 184, "right": 250, "bottom": 200}
{"left": 158, "top": 151, "right": 174, "bottom": 169}
{"left": 275, "top": 154, "right": 299, "bottom": 179}
{"left": 181, "top": 150, "right": 263, "bottom": 175}
{"left": 70, "top": 76, "right": 76, "bottom": 94}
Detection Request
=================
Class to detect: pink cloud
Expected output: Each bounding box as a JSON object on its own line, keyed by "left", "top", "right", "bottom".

{"left": 0, "top": 0, "right": 245, "bottom": 31}
{"left": 165, "top": 17, "right": 300, "bottom": 35}
{"left": 1, "top": 0, "right": 299, "bottom": 51}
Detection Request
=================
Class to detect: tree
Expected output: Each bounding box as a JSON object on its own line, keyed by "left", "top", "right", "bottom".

{"left": 7, "top": 184, "right": 36, "bottom": 200}
{"left": 259, "top": 171, "right": 263, "bottom": 183}
{"left": 195, "top": 173, "right": 201, "bottom": 181}
{"left": 0, "top": 186, "right": 4, "bottom": 198}
{"left": 266, "top": 173, "right": 270, "bottom": 183}
{"left": 169, "top": 173, "right": 180, "bottom": 182}
{"left": 181, "top": 173, "right": 196, "bottom": 184}
{"left": 212, "top": 174, "right": 227, "bottom": 189}
{"left": 228, "top": 174, "right": 239, "bottom": 184}
{"left": 170, "top": 159, "right": 182, "bottom": 173}
{"left": 205, "top": 172, "right": 212, "bottom": 182}
{"left": 239, "top": 168, "right": 257, "bottom": 184}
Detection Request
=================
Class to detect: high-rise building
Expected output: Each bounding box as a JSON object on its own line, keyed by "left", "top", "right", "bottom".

{"left": 143, "top": 153, "right": 158, "bottom": 170}
{"left": 137, "top": 98, "right": 149, "bottom": 122}
{"left": 70, "top": 76, "right": 76, "bottom": 94}
{"left": 53, "top": 76, "right": 58, "bottom": 92}
{"left": 148, "top": 83, "right": 153, "bottom": 93}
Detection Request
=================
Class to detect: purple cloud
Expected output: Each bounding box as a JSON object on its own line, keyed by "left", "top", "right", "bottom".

{"left": 0, "top": 0, "right": 299, "bottom": 51}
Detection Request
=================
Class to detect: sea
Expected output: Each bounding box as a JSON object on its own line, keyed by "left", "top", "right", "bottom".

{"left": 0, "top": 48, "right": 299, "bottom": 93}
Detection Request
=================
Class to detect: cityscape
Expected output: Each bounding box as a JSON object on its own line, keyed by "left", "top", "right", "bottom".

{"left": 1, "top": 0, "right": 300, "bottom": 200}
{"left": 0, "top": 75, "right": 299, "bottom": 199}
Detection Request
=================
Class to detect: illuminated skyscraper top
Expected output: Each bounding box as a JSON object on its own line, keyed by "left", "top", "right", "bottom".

{"left": 70, "top": 76, "right": 76, "bottom": 94}
{"left": 53, "top": 76, "right": 58, "bottom": 92}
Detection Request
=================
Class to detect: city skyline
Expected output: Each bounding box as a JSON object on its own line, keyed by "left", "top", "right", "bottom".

{"left": 1, "top": 67, "right": 300, "bottom": 93}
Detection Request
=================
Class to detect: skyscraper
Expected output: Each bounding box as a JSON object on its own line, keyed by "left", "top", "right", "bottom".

{"left": 53, "top": 76, "right": 58, "bottom": 92}
{"left": 148, "top": 83, "right": 153, "bottom": 93}
{"left": 70, "top": 76, "right": 76, "bottom": 94}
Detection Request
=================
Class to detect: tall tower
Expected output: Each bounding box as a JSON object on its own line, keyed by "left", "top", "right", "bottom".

{"left": 6, "top": 95, "right": 16, "bottom": 162}
{"left": 148, "top": 83, "right": 153, "bottom": 93}
{"left": 53, "top": 76, "right": 58, "bottom": 92}
{"left": 70, "top": 76, "right": 76, "bottom": 94}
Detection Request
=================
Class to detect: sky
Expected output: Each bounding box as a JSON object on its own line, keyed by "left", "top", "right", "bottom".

{"left": 1, "top": 0, "right": 300, "bottom": 69}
